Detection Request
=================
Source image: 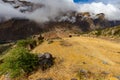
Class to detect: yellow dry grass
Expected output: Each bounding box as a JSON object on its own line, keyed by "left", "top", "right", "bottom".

{"left": 29, "top": 36, "right": 120, "bottom": 80}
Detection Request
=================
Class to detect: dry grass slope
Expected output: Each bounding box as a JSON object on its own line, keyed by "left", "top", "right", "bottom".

{"left": 28, "top": 36, "right": 120, "bottom": 80}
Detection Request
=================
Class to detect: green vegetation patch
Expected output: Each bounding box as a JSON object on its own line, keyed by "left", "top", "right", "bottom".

{"left": 16, "top": 39, "right": 36, "bottom": 48}
{"left": 0, "top": 47, "right": 39, "bottom": 78}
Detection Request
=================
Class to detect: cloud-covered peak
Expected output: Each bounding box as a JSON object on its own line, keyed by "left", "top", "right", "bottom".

{"left": 77, "top": 2, "right": 120, "bottom": 20}
{"left": 0, "top": 0, "right": 120, "bottom": 22}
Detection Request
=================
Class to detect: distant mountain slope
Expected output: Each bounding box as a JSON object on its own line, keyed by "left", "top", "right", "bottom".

{"left": 0, "top": 12, "right": 120, "bottom": 41}
{"left": 0, "top": 18, "right": 42, "bottom": 41}
{"left": 88, "top": 25, "right": 120, "bottom": 38}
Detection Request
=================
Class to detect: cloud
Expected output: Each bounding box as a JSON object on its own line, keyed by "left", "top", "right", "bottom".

{"left": 0, "top": 1, "right": 25, "bottom": 21}
{"left": 92, "top": 0, "right": 120, "bottom": 8}
{"left": 0, "top": 0, "right": 120, "bottom": 22}
{"left": 26, "top": 0, "right": 77, "bottom": 23}
{"left": 76, "top": 2, "right": 120, "bottom": 20}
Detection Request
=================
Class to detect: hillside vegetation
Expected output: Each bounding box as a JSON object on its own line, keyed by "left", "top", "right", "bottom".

{"left": 87, "top": 26, "right": 120, "bottom": 39}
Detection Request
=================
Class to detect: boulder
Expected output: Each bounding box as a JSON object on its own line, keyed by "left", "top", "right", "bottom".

{"left": 38, "top": 52, "right": 55, "bottom": 71}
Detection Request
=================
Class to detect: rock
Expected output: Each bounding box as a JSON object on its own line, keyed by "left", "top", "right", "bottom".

{"left": 38, "top": 52, "right": 55, "bottom": 71}
{"left": 79, "top": 69, "right": 88, "bottom": 74}
{"left": 36, "top": 78, "right": 53, "bottom": 80}
{"left": 116, "top": 76, "right": 120, "bottom": 80}
{"left": 32, "top": 34, "right": 44, "bottom": 45}
{"left": 82, "top": 62, "right": 86, "bottom": 64}
{"left": 77, "top": 69, "right": 88, "bottom": 79}
{"left": 101, "top": 71, "right": 110, "bottom": 75}
{"left": 27, "top": 40, "right": 37, "bottom": 50}
{"left": 69, "top": 35, "right": 72, "bottom": 38}
{"left": 102, "top": 61, "right": 109, "bottom": 65}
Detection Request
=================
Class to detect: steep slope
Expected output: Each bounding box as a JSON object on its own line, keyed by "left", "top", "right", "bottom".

{"left": 0, "top": 18, "right": 43, "bottom": 41}
{"left": 0, "top": 15, "right": 120, "bottom": 41}
{"left": 30, "top": 36, "right": 120, "bottom": 80}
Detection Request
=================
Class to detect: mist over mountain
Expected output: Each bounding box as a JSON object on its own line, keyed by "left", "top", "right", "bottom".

{"left": 0, "top": 0, "right": 120, "bottom": 41}
{"left": 0, "top": 0, "right": 120, "bottom": 23}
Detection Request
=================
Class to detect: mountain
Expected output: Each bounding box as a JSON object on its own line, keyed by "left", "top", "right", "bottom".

{"left": 2, "top": 0, "right": 42, "bottom": 13}
{"left": 0, "top": 0, "right": 120, "bottom": 41}
{"left": 0, "top": 18, "right": 42, "bottom": 41}
{"left": 0, "top": 11, "right": 120, "bottom": 41}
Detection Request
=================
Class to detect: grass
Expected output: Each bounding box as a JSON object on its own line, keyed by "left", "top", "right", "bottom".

{"left": 16, "top": 39, "right": 36, "bottom": 48}
{"left": 0, "top": 47, "right": 39, "bottom": 79}
{"left": 88, "top": 26, "right": 120, "bottom": 38}
{"left": 0, "top": 35, "right": 119, "bottom": 80}
{"left": 29, "top": 36, "right": 120, "bottom": 80}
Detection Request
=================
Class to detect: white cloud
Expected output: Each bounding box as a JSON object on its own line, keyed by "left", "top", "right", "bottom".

{"left": 77, "top": 2, "right": 120, "bottom": 20}
{"left": 0, "top": 0, "right": 120, "bottom": 22}
{"left": 0, "top": 1, "right": 25, "bottom": 20}
{"left": 27, "top": 0, "right": 77, "bottom": 23}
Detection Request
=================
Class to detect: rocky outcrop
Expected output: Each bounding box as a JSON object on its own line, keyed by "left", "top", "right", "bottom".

{"left": 38, "top": 52, "right": 55, "bottom": 71}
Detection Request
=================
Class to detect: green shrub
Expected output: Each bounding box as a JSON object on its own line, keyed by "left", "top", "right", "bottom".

{"left": 16, "top": 39, "right": 36, "bottom": 48}
{"left": 0, "top": 47, "right": 39, "bottom": 78}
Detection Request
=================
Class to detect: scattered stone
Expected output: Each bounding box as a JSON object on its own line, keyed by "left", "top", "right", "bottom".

{"left": 69, "top": 35, "right": 72, "bottom": 38}
{"left": 38, "top": 52, "right": 55, "bottom": 71}
{"left": 77, "top": 69, "right": 91, "bottom": 79}
{"left": 102, "top": 61, "right": 109, "bottom": 65}
{"left": 79, "top": 69, "right": 88, "bottom": 74}
{"left": 82, "top": 62, "right": 86, "bottom": 64}
{"left": 116, "top": 76, "right": 120, "bottom": 80}
{"left": 36, "top": 78, "right": 53, "bottom": 80}
{"left": 101, "top": 71, "right": 110, "bottom": 75}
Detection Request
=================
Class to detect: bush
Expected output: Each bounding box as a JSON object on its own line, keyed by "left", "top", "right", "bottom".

{"left": 16, "top": 39, "right": 36, "bottom": 48}
{"left": 0, "top": 47, "right": 39, "bottom": 78}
